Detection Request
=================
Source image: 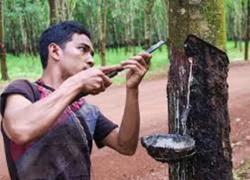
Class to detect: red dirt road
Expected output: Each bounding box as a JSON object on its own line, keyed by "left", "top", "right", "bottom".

{"left": 1, "top": 62, "right": 250, "bottom": 180}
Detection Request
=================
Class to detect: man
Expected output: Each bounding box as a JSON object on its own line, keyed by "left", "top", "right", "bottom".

{"left": 0, "top": 20, "right": 151, "bottom": 179}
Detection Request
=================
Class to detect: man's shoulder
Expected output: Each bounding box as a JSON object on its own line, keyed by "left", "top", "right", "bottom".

{"left": 1, "top": 79, "right": 39, "bottom": 102}
{"left": 4, "top": 79, "right": 38, "bottom": 91}
{"left": 2, "top": 79, "right": 31, "bottom": 93}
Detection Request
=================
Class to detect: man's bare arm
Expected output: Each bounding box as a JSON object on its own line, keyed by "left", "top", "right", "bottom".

{"left": 102, "top": 52, "right": 151, "bottom": 155}
{"left": 3, "top": 68, "right": 113, "bottom": 145}
{"left": 103, "top": 88, "right": 140, "bottom": 155}
{"left": 3, "top": 80, "right": 81, "bottom": 145}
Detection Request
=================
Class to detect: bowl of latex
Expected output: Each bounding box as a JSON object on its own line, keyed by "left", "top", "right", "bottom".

{"left": 141, "top": 133, "right": 196, "bottom": 164}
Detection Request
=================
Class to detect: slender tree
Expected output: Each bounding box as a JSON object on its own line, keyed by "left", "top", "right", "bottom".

{"left": 245, "top": 0, "right": 250, "bottom": 61}
{"left": 57, "top": 0, "right": 66, "bottom": 22}
{"left": 97, "top": 0, "right": 108, "bottom": 66}
{"left": 0, "top": 0, "right": 8, "bottom": 80}
{"left": 143, "top": 0, "right": 155, "bottom": 49}
{"left": 48, "top": 0, "right": 57, "bottom": 25}
{"left": 64, "top": 0, "right": 79, "bottom": 20}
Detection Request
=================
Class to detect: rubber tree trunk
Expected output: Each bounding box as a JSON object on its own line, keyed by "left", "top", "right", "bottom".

{"left": 97, "top": 0, "right": 108, "bottom": 66}
{"left": 244, "top": 0, "right": 250, "bottom": 61}
{"left": 167, "top": 0, "right": 232, "bottom": 179}
{"left": 0, "top": 0, "right": 9, "bottom": 80}
{"left": 48, "top": 0, "right": 57, "bottom": 25}
{"left": 143, "top": 0, "right": 155, "bottom": 49}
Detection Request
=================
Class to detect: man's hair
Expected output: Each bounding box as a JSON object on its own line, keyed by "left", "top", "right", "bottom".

{"left": 39, "top": 20, "right": 91, "bottom": 69}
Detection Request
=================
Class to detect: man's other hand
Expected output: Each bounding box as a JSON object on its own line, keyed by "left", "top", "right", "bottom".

{"left": 121, "top": 52, "right": 152, "bottom": 89}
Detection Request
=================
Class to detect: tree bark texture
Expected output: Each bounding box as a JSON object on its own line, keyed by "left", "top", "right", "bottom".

{"left": 169, "top": 0, "right": 226, "bottom": 50}
{"left": 245, "top": 0, "right": 250, "bottom": 61}
{"left": 57, "top": 0, "right": 66, "bottom": 22}
{"left": 0, "top": 0, "right": 9, "bottom": 80}
{"left": 97, "top": 0, "right": 108, "bottom": 66}
{"left": 48, "top": 0, "right": 57, "bottom": 25}
{"left": 167, "top": 0, "right": 232, "bottom": 179}
{"left": 144, "top": 0, "right": 155, "bottom": 49}
{"left": 167, "top": 35, "right": 233, "bottom": 180}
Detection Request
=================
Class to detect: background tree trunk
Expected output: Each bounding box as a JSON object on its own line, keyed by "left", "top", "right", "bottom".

{"left": 97, "top": 0, "right": 108, "bottom": 66}
{"left": 245, "top": 0, "right": 250, "bottom": 61}
{"left": 167, "top": 0, "right": 232, "bottom": 179}
{"left": 0, "top": 0, "right": 8, "bottom": 80}
{"left": 48, "top": 0, "right": 57, "bottom": 25}
{"left": 57, "top": 0, "right": 66, "bottom": 22}
{"left": 144, "top": 0, "right": 155, "bottom": 49}
{"left": 64, "top": 0, "right": 78, "bottom": 20}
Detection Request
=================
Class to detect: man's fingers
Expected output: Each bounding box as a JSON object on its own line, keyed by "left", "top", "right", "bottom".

{"left": 99, "top": 64, "right": 123, "bottom": 74}
{"left": 128, "top": 55, "right": 148, "bottom": 68}
{"left": 98, "top": 72, "right": 112, "bottom": 88}
{"left": 121, "top": 60, "right": 146, "bottom": 71}
{"left": 98, "top": 52, "right": 151, "bottom": 80}
{"left": 138, "top": 52, "right": 152, "bottom": 64}
{"left": 122, "top": 64, "right": 146, "bottom": 76}
{"left": 79, "top": 68, "right": 112, "bottom": 95}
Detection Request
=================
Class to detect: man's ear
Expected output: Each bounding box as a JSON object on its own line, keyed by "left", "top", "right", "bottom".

{"left": 48, "top": 43, "right": 61, "bottom": 61}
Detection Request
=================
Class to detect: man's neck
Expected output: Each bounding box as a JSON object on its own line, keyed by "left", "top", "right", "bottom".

{"left": 41, "top": 66, "right": 66, "bottom": 89}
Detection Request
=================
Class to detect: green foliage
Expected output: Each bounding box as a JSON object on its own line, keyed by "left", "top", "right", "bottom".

{"left": 3, "top": 41, "right": 248, "bottom": 83}
{"left": 2, "top": 0, "right": 248, "bottom": 55}
{"left": 4, "top": 0, "right": 48, "bottom": 55}
{"left": 226, "top": 41, "right": 249, "bottom": 61}
{"left": 5, "top": 54, "right": 42, "bottom": 80}
{"left": 2, "top": 45, "right": 169, "bottom": 83}
{"left": 1, "top": 0, "right": 249, "bottom": 82}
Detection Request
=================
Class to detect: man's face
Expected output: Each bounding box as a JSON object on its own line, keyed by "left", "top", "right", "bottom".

{"left": 58, "top": 33, "right": 95, "bottom": 77}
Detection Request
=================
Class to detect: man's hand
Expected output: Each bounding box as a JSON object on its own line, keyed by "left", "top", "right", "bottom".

{"left": 73, "top": 64, "right": 123, "bottom": 95}
{"left": 121, "top": 52, "right": 152, "bottom": 89}
{"left": 73, "top": 68, "right": 112, "bottom": 95}
{"left": 100, "top": 52, "right": 151, "bottom": 155}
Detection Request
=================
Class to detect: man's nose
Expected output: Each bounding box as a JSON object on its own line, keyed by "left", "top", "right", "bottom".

{"left": 86, "top": 54, "right": 94, "bottom": 67}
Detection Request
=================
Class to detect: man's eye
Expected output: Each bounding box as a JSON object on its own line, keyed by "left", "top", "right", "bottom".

{"left": 79, "top": 47, "right": 87, "bottom": 52}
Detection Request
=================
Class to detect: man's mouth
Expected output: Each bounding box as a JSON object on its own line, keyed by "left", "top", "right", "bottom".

{"left": 82, "top": 66, "right": 90, "bottom": 71}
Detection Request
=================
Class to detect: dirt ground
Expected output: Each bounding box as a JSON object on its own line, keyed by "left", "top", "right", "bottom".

{"left": 1, "top": 62, "right": 250, "bottom": 180}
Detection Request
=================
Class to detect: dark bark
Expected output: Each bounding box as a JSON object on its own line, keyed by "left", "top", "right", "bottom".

{"left": 234, "top": 36, "right": 238, "bottom": 48}
{"left": 167, "top": 1, "right": 231, "bottom": 178}
{"left": 0, "top": 0, "right": 9, "bottom": 80}
{"left": 167, "top": 35, "right": 233, "bottom": 180}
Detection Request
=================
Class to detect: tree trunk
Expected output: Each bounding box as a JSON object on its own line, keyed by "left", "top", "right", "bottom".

{"left": 111, "top": 16, "right": 119, "bottom": 53}
{"left": 130, "top": 0, "right": 136, "bottom": 55}
{"left": 167, "top": 1, "right": 232, "bottom": 179}
{"left": 245, "top": 0, "right": 250, "bottom": 61}
{"left": 124, "top": 4, "right": 130, "bottom": 55}
{"left": 19, "top": 16, "right": 28, "bottom": 53}
{"left": 0, "top": 0, "right": 8, "bottom": 80}
{"left": 97, "top": 0, "right": 108, "bottom": 66}
{"left": 48, "top": 0, "right": 57, "bottom": 25}
{"left": 237, "top": 2, "right": 243, "bottom": 52}
{"left": 57, "top": 0, "right": 66, "bottom": 22}
{"left": 144, "top": 0, "right": 155, "bottom": 49}
{"left": 64, "top": 0, "right": 78, "bottom": 20}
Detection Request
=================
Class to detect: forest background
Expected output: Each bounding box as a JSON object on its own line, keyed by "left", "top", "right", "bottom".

{"left": 0, "top": 0, "right": 249, "bottom": 82}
